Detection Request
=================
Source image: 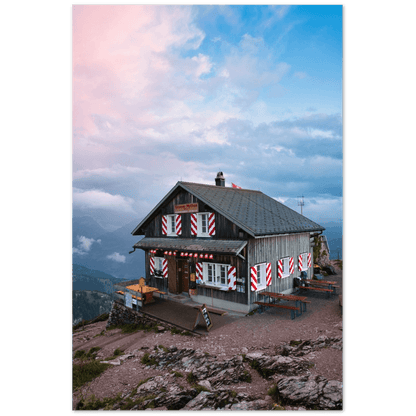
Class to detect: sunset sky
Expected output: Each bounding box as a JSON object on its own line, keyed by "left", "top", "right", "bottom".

{"left": 72, "top": 5, "right": 343, "bottom": 231}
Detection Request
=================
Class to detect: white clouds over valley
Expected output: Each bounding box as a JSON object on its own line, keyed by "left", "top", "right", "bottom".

{"left": 106, "top": 252, "right": 126, "bottom": 263}
{"left": 73, "top": 235, "right": 101, "bottom": 256}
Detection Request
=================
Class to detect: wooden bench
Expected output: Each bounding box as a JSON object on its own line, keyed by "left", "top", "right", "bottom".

{"left": 254, "top": 301, "right": 300, "bottom": 320}
{"left": 156, "top": 291, "right": 167, "bottom": 300}
{"left": 299, "top": 286, "right": 333, "bottom": 298}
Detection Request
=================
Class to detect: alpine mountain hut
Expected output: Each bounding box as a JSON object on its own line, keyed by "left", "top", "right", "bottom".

{"left": 131, "top": 173, "right": 325, "bottom": 313}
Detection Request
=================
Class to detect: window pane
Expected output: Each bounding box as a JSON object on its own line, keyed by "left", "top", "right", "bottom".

{"left": 201, "top": 214, "right": 207, "bottom": 233}
{"left": 171, "top": 216, "right": 175, "bottom": 233}
{"left": 208, "top": 264, "right": 213, "bottom": 282}
{"left": 257, "top": 265, "right": 261, "bottom": 284}
{"left": 220, "top": 265, "right": 226, "bottom": 285}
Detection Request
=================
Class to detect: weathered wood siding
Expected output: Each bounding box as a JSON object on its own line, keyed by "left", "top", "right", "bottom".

{"left": 248, "top": 233, "right": 313, "bottom": 305}
{"left": 143, "top": 188, "right": 249, "bottom": 240}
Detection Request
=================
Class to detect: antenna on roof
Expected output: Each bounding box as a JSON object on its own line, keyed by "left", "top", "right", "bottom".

{"left": 297, "top": 196, "right": 305, "bottom": 215}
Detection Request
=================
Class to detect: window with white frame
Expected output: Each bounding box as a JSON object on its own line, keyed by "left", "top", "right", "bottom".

{"left": 154, "top": 257, "right": 164, "bottom": 278}
{"left": 203, "top": 263, "right": 229, "bottom": 288}
{"left": 256, "top": 263, "right": 267, "bottom": 289}
{"left": 167, "top": 214, "right": 177, "bottom": 236}
{"left": 198, "top": 213, "right": 210, "bottom": 236}
{"left": 281, "top": 257, "right": 290, "bottom": 278}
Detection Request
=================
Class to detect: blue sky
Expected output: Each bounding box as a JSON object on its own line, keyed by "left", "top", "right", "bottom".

{"left": 72, "top": 5, "right": 343, "bottom": 231}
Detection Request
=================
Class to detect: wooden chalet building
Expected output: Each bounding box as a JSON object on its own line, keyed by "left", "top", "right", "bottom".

{"left": 131, "top": 172, "right": 325, "bottom": 313}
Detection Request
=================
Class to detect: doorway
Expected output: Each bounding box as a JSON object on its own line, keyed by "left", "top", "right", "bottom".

{"left": 178, "top": 260, "right": 189, "bottom": 294}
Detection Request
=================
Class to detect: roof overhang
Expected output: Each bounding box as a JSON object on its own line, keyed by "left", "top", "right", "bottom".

{"left": 133, "top": 237, "right": 248, "bottom": 256}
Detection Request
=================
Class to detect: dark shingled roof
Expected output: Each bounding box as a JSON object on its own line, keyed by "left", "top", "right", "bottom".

{"left": 132, "top": 181, "right": 324, "bottom": 237}
{"left": 180, "top": 182, "right": 324, "bottom": 236}
{"left": 134, "top": 237, "right": 247, "bottom": 255}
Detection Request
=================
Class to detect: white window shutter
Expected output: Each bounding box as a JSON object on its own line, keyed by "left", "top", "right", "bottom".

{"left": 227, "top": 266, "right": 236, "bottom": 290}
{"left": 208, "top": 213, "right": 215, "bottom": 236}
{"left": 250, "top": 266, "right": 257, "bottom": 291}
{"left": 162, "top": 215, "right": 167, "bottom": 235}
{"left": 162, "top": 259, "right": 168, "bottom": 278}
{"left": 175, "top": 214, "right": 182, "bottom": 235}
{"left": 266, "top": 263, "right": 272, "bottom": 286}
{"left": 191, "top": 213, "right": 198, "bottom": 235}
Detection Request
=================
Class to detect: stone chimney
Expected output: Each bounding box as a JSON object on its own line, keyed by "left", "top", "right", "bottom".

{"left": 215, "top": 171, "right": 225, "bottom": 187}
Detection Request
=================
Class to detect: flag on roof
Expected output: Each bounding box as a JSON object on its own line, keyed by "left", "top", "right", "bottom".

{"left": 232, "top": 183, "right": 241, "bottom": 189}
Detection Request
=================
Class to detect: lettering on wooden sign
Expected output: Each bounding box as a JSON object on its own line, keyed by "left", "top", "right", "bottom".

{"left": 174, "top": 203, "right": 199, "bottom": 213}
{"left": 193, "top": 303, "right": 213, "bottom": 332}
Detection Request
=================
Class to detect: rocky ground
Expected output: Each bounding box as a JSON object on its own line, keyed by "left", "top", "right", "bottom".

{"left": 72, "top": 261, "right": 343, "bottom": 410}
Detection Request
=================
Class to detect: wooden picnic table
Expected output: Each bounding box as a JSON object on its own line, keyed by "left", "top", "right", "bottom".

{"left": 303, "top": 279, "right": 337, "bottom": 285}
{"left": 256, "top": 291, "right": 310, "bottom": 319}
{"left": 126, "top": 284, "right": 159, "bottom": 304}
{"left": 300, "top": 279, "right": 339, "bottom": 297}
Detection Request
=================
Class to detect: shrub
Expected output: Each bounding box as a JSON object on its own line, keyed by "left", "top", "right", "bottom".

{"left": 141, "top": 353, "right": 157, "bottom": 366}
{"left": 195, "top": 385, "right": 210, "bottom": 394}
{"left": 241, "top": 369, "right": 252, "bottom": 383}
{"left": 158, "top": 345, "right": 169, "bottom": 353}
{"left": 86, "top": 347, "right": 101, "bottom": 358}
{"left": 249, "top": 360, "right": 274, "bottom": 378}
{"left": 73, "top": 361, "right": 110, "bottom": 390}
{"left": 74, "top": 350, "right": 86, "bottom": 359}
{"left": 113, "top": 348, "right": 123, "bottom": 356}
{"left": 268, "top": 384, "right": 279, "bottom": 402}
{"left": 186, "top": 371, "right": 197, "bottom": 385}
{"left": 76, "top": 393, "right": 121, "bottom": 410}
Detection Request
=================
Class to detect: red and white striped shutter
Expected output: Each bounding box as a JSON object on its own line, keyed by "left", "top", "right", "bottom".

{"left": 208, "top": 213, "right": 216, "bottom": 236}
{"left": 250, "top": 266, "right": 257, "bottom": 291}
{"left": 191, "top": 213, "right": 198, "bottom": 235}
{"left": 162, "top": 215, "right": 168, "bottom": 235}
{"left": 227, "top": 266, "right": 236, "bottom": 290}
{"left": 266, "top": 263, "right": 272, "bottom": 286}
{"left": 196, "top": 262, "right": 203, "bottom": 283}
{"left": 162, "top": 259, "right": 168, "bottom": 278}
{"left": 175, "top": 214, "right": 182, "bottom": 235}
{"left": 277, "top": 259, "right": 283, "bottom": 278}
{"left": 307, "top": 253, "right": 312, "bottom": 268}
{"left": 289, "top": 257, "right": 294, "bottom": 274}
{"left": 298, "top": 254, "right": 303, "bottom": 272}
{"left": 150, "top": 257, "right": 155, "bottom": 275}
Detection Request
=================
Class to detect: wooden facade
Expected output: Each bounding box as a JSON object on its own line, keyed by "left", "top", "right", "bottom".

{"left": 133, "top": 178, "right": 322, "bottom": 313}
{"left": 142, "top": 188, "right": 250, "bottom": 240}
{"left": 248, "top": 233, "right": 312, "bottom": 305}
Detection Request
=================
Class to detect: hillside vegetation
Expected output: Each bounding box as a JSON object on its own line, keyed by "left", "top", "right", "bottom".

{"left": 73, "top": 290, "right": 113, "bottom": 325}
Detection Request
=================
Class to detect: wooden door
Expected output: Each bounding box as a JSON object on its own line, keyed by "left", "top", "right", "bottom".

{"left": 178, "top": 260, "right": 189, "bottom": 293}
{"left": 168, "top": 257, "right": 178, "bottom": 294}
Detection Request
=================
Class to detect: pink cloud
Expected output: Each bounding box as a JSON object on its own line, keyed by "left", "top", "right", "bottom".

{"left": 73, "top": 5, "right": 205, "bottom": 142}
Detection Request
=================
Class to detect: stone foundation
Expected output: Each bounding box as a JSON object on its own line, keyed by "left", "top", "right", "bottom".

{"left": 106, "top": 301, "right": 194, "bottom": 334}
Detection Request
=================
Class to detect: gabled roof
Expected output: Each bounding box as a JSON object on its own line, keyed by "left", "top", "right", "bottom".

{"left": 132, "top": 181, "right": 324, "bottom": 237}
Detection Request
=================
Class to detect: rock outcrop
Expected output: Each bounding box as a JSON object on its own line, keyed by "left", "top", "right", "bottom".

{"left": 275, "top": 374, "right": 343, "bottom": 410}
{"left": 277, "top": 335, "right": 343, "bottom": 357}
{"left": 141, "top": 346, "right": 251, "bottom": 387}
{"left": 85, "top": 336, "right": 342, "bottom": 410}
{"left": 244, "top": 351, "right": 314, "bottom": 377}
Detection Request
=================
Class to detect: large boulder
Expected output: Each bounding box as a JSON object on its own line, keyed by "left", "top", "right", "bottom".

{"left": 275, "top": 374, "right": 342, "bottom": 410}
{"left": 244, "top": 352, "right": 314, "bottom": 378}
{"left": 276, "top": 336, "right": 343, "bottom": 357}
{"left": 141, "top": 347, "right": 249, "bottom": 387}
